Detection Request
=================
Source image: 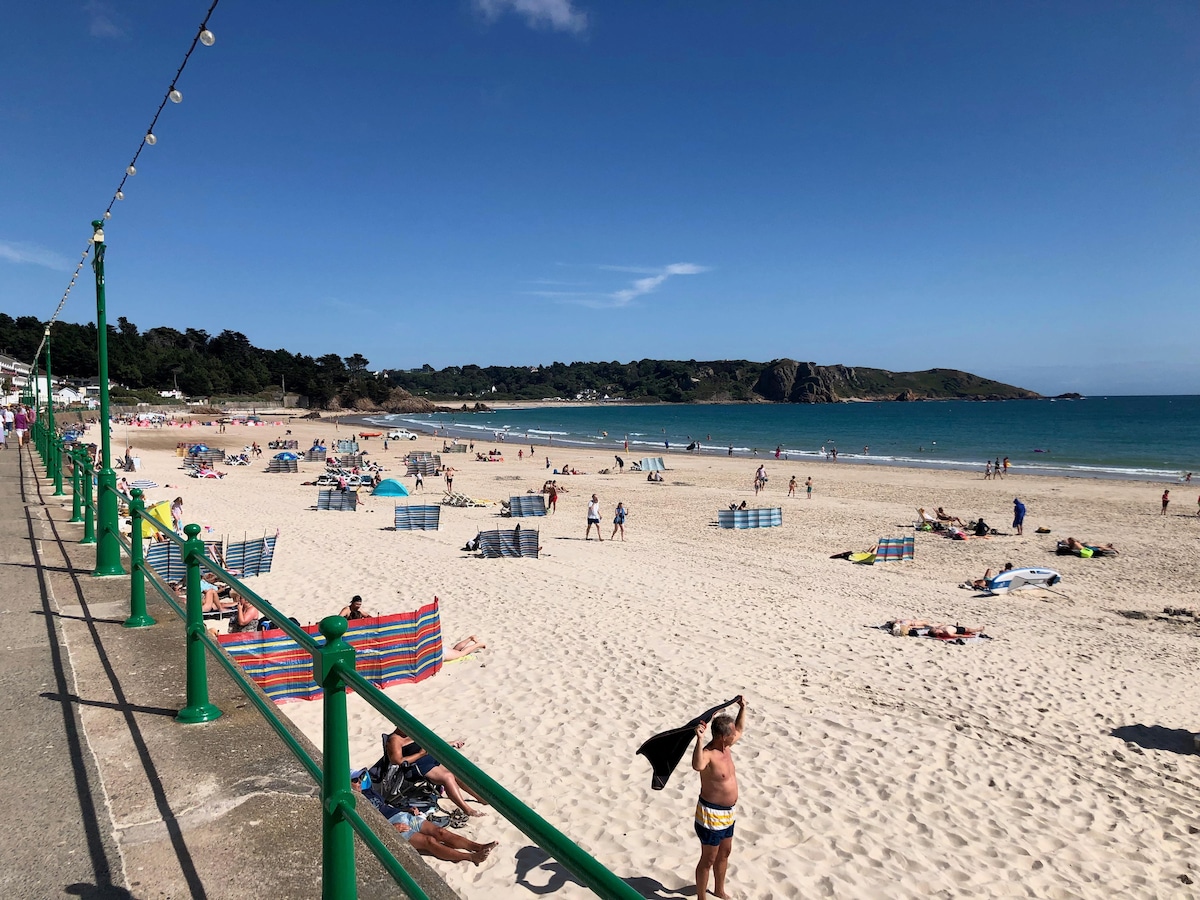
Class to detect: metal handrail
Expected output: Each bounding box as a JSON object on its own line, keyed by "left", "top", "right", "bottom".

{"left": 64, "top": 460, "right": 642, "bottom": 900}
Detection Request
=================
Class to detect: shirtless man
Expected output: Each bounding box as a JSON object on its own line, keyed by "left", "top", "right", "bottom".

{"left": 691, "top": 696, "right": 747, "bottom": 900}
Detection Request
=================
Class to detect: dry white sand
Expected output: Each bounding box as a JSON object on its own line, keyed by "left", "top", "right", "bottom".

{"left": 116, "top": 416, "right": 1200, "bottom": 898}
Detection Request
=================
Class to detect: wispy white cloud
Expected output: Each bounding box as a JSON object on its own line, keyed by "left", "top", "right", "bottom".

{"left": 0, "top": 240, "right": 73, "bottom": 272}
{"left": 527, "top": 262, "right": 710, "bottom": 308}
{"left": 84, "top": 1, "right": 125, "bottom": 38}
{"left": 609, "top": 262, "right": 709, "bottom": 307}
{"left": 473, "top": 0, "right": 588, "bottom": 35}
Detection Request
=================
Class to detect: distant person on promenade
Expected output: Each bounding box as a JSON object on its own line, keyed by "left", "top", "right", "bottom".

{"left": 586, "top": 494, "right": 603, "bottom": 541}
{"left": 1161, "top": 489, "right": 1170, "bottom": 516}
{"left": 692, "top": 695, "right": 748, "bottom": 900}
{"left": 611, "top": 502, "right": 627, "bottom": 541}
{"left": 1012, "top": 498, "right": 1026, "bottom": 535}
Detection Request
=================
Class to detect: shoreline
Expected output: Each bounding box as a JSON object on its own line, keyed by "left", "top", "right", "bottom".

{"left": 341, "top": 412, "right": 1190, "bottom": 485}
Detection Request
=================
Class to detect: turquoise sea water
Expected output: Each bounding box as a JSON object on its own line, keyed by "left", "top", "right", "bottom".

{"left": 365, "top": 396, "right": 1200, "bottom": 481}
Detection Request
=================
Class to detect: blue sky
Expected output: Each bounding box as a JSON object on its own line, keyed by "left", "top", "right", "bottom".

{"left": 2, "top": 1, "right": 1197, "bottom": 395}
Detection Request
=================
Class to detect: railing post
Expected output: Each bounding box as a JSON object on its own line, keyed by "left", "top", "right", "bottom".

{"left": 52, "top": 437, "right": 64, "bottom": 496}
{"left": 124, "top": 488, "right": 156, "bottom": 629}
{"left": 176, "top": 523, "right": 221, "bottom": 724}
{"left": 81, "top": 451, "right": 96, "bottom": 545}
{"left": 69, "top": 448, "right": 84, "bottom": 523}
{"left": 316, "top": 615, "right": 357, "bottom": 900}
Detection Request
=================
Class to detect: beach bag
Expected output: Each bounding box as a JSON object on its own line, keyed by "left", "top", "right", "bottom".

{"left": 1079, "top": 547, "right": 1094, "bottom": 558}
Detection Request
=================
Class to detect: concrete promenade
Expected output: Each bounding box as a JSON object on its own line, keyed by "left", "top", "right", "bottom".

{"left": 0, "top": 444, "right": 456, "bottom": 899}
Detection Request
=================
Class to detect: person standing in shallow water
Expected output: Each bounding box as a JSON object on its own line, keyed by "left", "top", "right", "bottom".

{"left": 692, "top": 696, "right": 747, "bottom": 900}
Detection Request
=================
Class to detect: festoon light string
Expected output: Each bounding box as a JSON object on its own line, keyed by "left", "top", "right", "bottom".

{"left": 32, "top": 0, "right": 221, "bottom": 365}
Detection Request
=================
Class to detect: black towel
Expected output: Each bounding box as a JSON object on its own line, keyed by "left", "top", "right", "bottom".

{"left": 636, "top": 698, "right": 739, "bottom": 791}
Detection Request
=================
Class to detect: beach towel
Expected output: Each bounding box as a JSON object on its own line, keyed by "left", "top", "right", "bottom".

{"left": 636, "top": 697, "right": 740, "bottom": 791}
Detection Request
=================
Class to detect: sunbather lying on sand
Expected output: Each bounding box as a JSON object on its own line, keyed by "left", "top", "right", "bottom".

{"left": 1061, "top": 537, "right": 1119, "bottom": 555}
{"left": 886, "top": 619, "right": 985, "bottom": 637}
{"left": 962, "top": 562, "right": 1013, "bottom": 590}
{"left": 444, "top": 635, "right": 487, "bottom": 660}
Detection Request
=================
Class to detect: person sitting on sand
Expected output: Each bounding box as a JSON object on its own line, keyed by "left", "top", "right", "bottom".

{"left": 353, "top": 771, "right": 497, "bottom": 865}
{"left": 443, "top": 635, "right": 487, "bottom": 661}
{"left": 340, "top": 595, "right": 371, "bottom": 619}
{"left": 386, "top": 728, "right": 486, "bottom": 818}
{"left": 936, "top": 507, "right": 966, "bottom": 527}
{"left": 229, "top": 592, "right": 261, "bottom": 633}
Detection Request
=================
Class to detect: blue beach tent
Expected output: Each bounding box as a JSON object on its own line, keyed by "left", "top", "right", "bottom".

{"left": 372, "top": 478, "right": 410, "bottom": 497}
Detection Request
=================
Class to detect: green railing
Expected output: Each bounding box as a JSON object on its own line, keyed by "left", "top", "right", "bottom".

{"left": 58, "top": 449, "right": 641, "bottom": 900}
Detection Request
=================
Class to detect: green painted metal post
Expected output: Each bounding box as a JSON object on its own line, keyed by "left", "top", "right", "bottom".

{"left": 69, "top": 449, "right": 84, "bottom": 523}
{"left": 91, "top": 222, "right": 123, "bottom": 575}
{"left": 46, "top": 327, "right": 64, "bottom": 495}
{"left": 176, "top": 523, "right": 221, "bottom": 724}
{"left": 316, "top": 616, "right": 357, "bottom": 900}
{"left": 80, "top": 451, "right": 96, "bottom": 545}
{"left": 124, "top": 489, "right": 156, "bottom": 629}
{"left": 33, "top": 361, "right": 44, "bottom": 463}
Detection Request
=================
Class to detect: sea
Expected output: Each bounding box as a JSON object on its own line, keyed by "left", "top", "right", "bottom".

{"left": 363, "top": 396, "right": 1200, "bottom": 482}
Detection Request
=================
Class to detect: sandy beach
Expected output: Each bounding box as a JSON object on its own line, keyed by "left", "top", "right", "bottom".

{"left": 109, "top": 414, "right": 1200, "bottom": 898}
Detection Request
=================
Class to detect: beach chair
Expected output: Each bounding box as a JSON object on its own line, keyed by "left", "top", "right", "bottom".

{"left": 717, "top": 507, "right": 783, "bottom": 529}
{"left": 477, "top": 528, "right": 539, "bottom": 558}
{"left": 316, "top": 489, "right": 358, "bottom": 511}
{"left": 508, "top": 495, "right": 547, "bottom": 517}
{"left": 394, "top": 505, "right": 441, "bottom": 531}
{"left": 874, "top": 536, "right": 915, "bottom": 562}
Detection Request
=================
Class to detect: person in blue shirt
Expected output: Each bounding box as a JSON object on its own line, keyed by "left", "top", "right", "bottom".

{"left": 1012, "top": 498, "right": 1027, "bottom": 535}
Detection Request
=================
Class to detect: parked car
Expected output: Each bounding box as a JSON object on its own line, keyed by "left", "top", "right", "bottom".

{"left": 386, "top": 429, "right": 419, "bottom": 441}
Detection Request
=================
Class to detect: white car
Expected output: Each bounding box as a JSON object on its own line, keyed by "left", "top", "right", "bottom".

{"left": 387, "top": 429, "right": 419, "bottom": 441}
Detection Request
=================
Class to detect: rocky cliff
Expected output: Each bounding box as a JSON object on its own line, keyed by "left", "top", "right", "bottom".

{"left": 752, "top": 360, "right": 1041, "bottom": 403}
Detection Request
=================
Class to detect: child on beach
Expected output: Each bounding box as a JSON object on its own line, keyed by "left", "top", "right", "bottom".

{"left": 805, "top": 477, "right": 813, "bottom": 499}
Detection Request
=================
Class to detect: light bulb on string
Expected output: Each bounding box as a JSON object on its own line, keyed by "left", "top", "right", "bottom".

{"left": 200, "top": 29, "right": 215, "bottom": 46}
{"left": 126, "top": 165, "right": 137, "bottom": 176}
{"left": 169, "top": 88, "right": 183, "bottom": 103}
{"left": 116, "top": 191, "right": 124, "bottom": 200}
{"left": 145, "top": 133, "right": 157, "bottom": 145}
{"left": 103, "top": 211, "right": 111, "bottom": 219}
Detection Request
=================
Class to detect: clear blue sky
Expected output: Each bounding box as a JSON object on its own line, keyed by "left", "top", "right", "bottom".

{"left": 2, "top": 1, "right": 1197, "bottom": 395}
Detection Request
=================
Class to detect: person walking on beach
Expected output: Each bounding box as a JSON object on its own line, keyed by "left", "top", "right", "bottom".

{"left": 692, "top": 695, "right": 747, "bottom": 900}
{"left": 994, "top": 457, "right": 1003, "bottom": 479}
{"left": 805, "top": 476, "right": 813, "bottom": 499}
{"left": 788, "top": 476, "right": 796, "bottom": 498}
{"left": 1161, "top": 489, "right": 1170, "bottom": 516}
{"left": 414, "top": 470, "right": 424, "bottom": 492}
{"left": 984, "top": 461, "right": 992, "bottom": 480}
{"left": 1012, "top": 497, "right": 1026, "bottom": 535}
{"left": 444, "top": 466, "right": 455, "bottom": 492}
{"left": 1003, "top": 457, "right": 1010, "bottom": 476}
{"left": 585, "top": 494, "right": 603, "bottom": 541}
{"left": 611, "top": 502, "right": 627, "bottom": 541}
{"left": 547, "top": 482, "right": 558, "bottom": 513}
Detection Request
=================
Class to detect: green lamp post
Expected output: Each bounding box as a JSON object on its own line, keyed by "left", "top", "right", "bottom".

{"left": 91, "top": 220, "right": 124, "bottom": 576}
{"left": 45, "top": 325, "right": 64, "bottom": 495}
